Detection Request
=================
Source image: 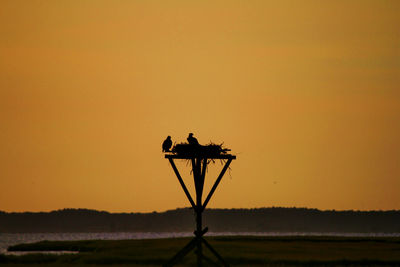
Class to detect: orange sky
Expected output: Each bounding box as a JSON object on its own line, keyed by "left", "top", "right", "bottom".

{"left": 1, "top": 0, "right": 399, "bottom": 212}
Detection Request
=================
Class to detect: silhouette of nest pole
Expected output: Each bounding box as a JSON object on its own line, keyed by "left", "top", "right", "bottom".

{"left": 163, "top": 141, "right": 236, "bottom": 267}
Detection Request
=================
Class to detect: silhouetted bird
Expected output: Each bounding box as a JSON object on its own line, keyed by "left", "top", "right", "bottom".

{"left": 187, "top": 133, "right": 199, "bottom": 146}
{"left": 162, "top": 136, "right": 172, "bottom": 152}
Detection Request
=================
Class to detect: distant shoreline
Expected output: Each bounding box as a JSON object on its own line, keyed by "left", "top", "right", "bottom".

{"left": 1, "top": 207, "right": 399, "bottom": 234}
{"left": 2, "top": 207, "right": 400, "bottom": 214}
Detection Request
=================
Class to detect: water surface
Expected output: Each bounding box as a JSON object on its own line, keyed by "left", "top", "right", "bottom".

{"left": 1, "top": 232, "right": 399, "bottom": 254}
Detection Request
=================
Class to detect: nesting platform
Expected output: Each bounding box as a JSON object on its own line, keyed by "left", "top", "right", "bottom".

{"left": 164, "top": 143, "right": 235, "bottom": 266}
{"left": 166, "top": 143, "right": 236, "bottom": 159}
{"left": 165, "top": 154, "right": 236, "bottom": 159}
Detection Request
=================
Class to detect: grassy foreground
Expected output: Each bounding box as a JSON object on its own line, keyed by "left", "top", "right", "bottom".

{"left": 1, "top": 236, "right": 400, "bottom": 266}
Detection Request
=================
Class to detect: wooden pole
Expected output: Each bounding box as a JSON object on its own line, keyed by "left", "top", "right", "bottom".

{"left": 192, "top": 158, "right": 206, "bottom": 267}
{"left": 164, "top": 154, "right": 235, "bottom": 266}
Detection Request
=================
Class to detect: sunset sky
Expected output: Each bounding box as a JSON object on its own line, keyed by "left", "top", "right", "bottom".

{"left": 1, "top": 0, "right": 399, "bottom": 212}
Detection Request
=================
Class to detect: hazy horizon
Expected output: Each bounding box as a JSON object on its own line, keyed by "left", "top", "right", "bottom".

{"left": 2, "top": 205, "right": 400, "bottom": 214}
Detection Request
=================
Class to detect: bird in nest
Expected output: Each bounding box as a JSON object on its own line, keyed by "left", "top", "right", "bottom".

{"left": 162, "top": 136, "right": 172, "bottom": 152}
{"left": 187, "top": 133, "right": 199, "bottom": 146}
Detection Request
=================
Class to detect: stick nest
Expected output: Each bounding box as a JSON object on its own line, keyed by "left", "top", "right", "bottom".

{"left": 171, "top": 143, "right": 231, "bottom": 157}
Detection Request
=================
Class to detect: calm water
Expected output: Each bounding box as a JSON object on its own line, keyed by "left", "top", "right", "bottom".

{"left": 0, "top": 232, "right": 193, "bottom": 254}
{"left": 1, "top": 232, "right": 399, "bottom": 254}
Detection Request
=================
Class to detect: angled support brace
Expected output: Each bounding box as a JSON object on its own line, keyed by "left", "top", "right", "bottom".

{"left": 168, "top": 158, "right": 196, "bottom": 209}
{"left": 163, "top": 237, "right": 198, "bottom": 267}
{"left": 202, "top": 158, "right": 233, "bottom": 210}
{"left": 202, "top": 238, "right": 229, "bottom": 267}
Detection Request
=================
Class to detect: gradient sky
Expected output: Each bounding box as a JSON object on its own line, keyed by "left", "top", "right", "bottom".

{"left": 1, "top": 0, "right": 399, "bottom": 212}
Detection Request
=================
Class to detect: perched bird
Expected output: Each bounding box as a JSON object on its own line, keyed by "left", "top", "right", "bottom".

{"left": 162, "top": 136, "right": 172, "bottom": 152}
{"left": 187, "top": 133, "right": 199, "bottom": 146}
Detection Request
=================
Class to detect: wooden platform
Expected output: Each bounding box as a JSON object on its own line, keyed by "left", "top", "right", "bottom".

{"left": 165, "top": 154, "right": 236, "bottom": 160}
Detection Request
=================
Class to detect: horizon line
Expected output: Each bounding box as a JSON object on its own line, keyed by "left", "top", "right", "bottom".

{"left": 1, "top": 206, "right": 400, "bottom": 214}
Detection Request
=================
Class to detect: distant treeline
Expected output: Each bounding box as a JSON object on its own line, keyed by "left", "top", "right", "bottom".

{"left": 0, "top": 208, "right": 399, "bottom": 233}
